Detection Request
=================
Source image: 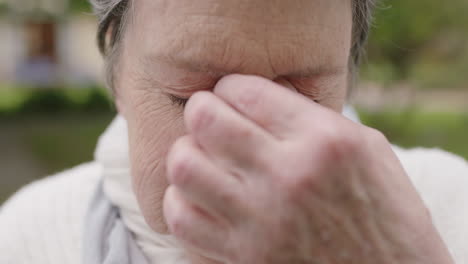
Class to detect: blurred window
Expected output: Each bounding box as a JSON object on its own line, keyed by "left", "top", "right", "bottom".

{"left": 26, "top": 22, "right": 56, "bottom": 62}
{"left": 16, "top": 22, "right": 57, "bottom": 86}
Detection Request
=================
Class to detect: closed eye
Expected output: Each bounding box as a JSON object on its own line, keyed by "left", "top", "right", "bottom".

{"left": 168, "top": 94, "right": 190, "bottom": 107}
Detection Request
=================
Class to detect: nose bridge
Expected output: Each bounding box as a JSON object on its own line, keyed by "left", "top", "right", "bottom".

{"left": 229, "top": 40, "right": 277, "bottom": 80}
{"left": 223, "top": 28, "right": 283, "bottom": 80}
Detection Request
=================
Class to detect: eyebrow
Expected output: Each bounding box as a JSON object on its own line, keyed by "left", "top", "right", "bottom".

{"left": 146, "top": 53, "right": 347, "bottom": 79}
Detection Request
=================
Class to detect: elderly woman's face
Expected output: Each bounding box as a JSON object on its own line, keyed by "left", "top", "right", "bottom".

{"left": 116, "top": 0, "right": 352, "bottom": 232}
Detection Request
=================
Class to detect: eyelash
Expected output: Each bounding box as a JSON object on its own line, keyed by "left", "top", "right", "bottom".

{"left": 166, "top": 80, "right": 324, "bottom": 108}
{"left": 169, "top": 94, "right": 189, "bottom": 107}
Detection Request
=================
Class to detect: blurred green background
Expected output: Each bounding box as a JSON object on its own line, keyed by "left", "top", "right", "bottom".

{"left": 0, "top": 0, "right": 467, "bottom": 203}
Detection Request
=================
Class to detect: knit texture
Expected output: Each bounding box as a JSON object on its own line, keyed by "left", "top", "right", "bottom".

{"left": 0, "top": 162, "right": 101, "bottom": 264}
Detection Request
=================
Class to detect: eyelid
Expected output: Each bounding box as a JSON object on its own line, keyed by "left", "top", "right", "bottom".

{"left": 161, "top": 74, "right": 219, "bottom": 96}
{"left": 168, "top": 94, "right": 189, "bottom": 107}
{"left": 163, "top": 74, "right": 221, "bottom": 108}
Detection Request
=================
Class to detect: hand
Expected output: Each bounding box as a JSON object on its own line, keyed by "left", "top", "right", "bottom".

{"left": 163, "top": 74, "right": 453, "bottom": 264}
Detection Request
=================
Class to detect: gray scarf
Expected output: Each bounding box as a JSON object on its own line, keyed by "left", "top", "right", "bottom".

{"left": 83, "top": 183, "right": 150, "bottom": 264}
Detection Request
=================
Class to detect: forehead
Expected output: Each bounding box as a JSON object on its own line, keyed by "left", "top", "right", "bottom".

{"left": 126, "top": 0, "right": 352, "bottom": 78}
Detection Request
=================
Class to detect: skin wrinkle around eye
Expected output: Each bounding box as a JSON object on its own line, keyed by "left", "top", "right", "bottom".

{"left": 136, "top": 55, "right": 347, "bottom": 107}
{"left": 133, "top": 60, "right": 218, "bottom": 101}
{"left": 146, "top": 73, "right": 343, "bottom": 108}
{"left": 288, "top": 74, "right": 348, "bottom": 105}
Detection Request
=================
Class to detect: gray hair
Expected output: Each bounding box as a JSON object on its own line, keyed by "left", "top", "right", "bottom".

{"left": 89, "top": 0, "right": 377, "bottom": 90}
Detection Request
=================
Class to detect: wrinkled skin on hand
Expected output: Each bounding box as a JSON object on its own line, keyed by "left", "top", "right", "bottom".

{"left": 163, "top": 75, "right": 453, "bottom": 264}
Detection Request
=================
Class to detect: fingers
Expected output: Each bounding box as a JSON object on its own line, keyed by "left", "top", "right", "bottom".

{"left": 213, "top": 74, "right": 320, "bottom": 139}
{"left": 184, "top": 91, "right": 276, "bottom": 172}
{"left": 163, "top": 186, "right": 230, "bottom": 261}
{"left": 166, "top": 135, "right": 244, "bottom": 220}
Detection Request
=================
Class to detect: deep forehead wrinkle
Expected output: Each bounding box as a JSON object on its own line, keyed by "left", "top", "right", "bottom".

{"left": 142, "top": 53, "right": 348, "bottom": 80}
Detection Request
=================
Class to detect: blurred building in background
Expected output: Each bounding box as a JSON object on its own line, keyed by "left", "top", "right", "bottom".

{"left": 0, "top": 0, "right": 103, "bottom": 87}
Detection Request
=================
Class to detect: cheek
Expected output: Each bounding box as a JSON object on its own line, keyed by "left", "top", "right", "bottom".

{"left": 125, "top": 88, "right": 186, "bottom": 231}
{"left": 321, "top": 83, "right": 347, "bottom": 112}
{"left": 321, "top": 74, "right": 349, "bottom": 112}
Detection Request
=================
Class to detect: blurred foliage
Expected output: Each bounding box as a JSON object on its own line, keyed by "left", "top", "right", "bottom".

{"left": 363, "top": 0, "right": 468, "bottom": 88}
{"left": 0, "top": 85, "right": 113, "bottom": 116}
{"left": 360, "top": 109, "right": 468, "bottom": 160}
{"left": 0, "top": 0, "right": 92, "bottom": 15}
{"left": 0, "top": 111, "right": 114, "bottom": 204}
{"left": 0, "top": 2, "right": 7, "bottom": 15}
{"left": 19, "top": 112, "right": 114, "bottom": 173}
{"left": 69, "top": 0, "right": 92, "bottom": 14}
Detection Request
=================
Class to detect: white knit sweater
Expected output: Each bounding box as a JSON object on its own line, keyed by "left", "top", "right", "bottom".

{"left": 1, "top": 116, "right": 467, "bottom": 264}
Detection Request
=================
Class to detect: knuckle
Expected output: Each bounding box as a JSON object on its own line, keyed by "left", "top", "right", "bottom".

{"left": 218, "top": 188, "right": 239, "bottom": 206}
{"left": 271, "top": 146, "right": 318, "bottom": 198}
{"left": 237, "top": 88, "right": 263, "bottom": 112}
{"left": 315, "top": 123, "right": 361, "bottom": 161}
{"left": 366, "top": 127, "right": 387, "bottom": 143}
{"left": 164, "top": 188, "right": 189, "bottom": 238}
{"left": 231, "top": 124, "right": 255, "bottom": 141}
{"left": 171, "top": 157, "right": 193, "bottom": 186}
{"left": 167, "top": 141, "right": 194, "bottom": 186}
{"left": 281, "top": 172, "right": 318, "bottom": 202}
{"left": 185, "top": 92, "right": 216, "bottom": 131}
{"left": 168, "top": 211, "right": 188, "bottom": 238}
{"left": 276, "top": 161, "right": 318, "bottom": 201}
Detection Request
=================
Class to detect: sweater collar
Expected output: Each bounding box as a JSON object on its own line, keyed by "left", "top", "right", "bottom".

{"left": 94, "top": 115, "right": 190, "bottom": 264}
